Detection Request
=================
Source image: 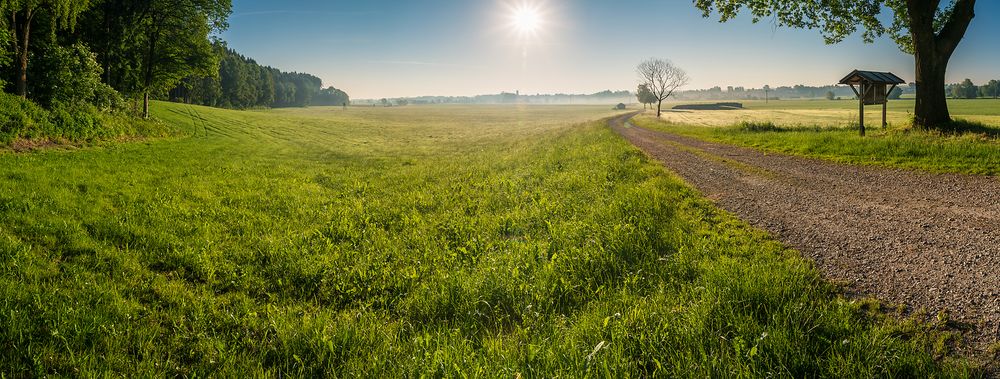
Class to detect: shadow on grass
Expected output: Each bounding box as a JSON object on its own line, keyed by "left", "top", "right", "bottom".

{"left": 931, "top": 119, "right": 1000, "bottom": 138}
{"left": 734, "top": 119, "right": 1000, "bottom": 139}
{"left": 734, "top": 121, "right": 850, "bottom": 133}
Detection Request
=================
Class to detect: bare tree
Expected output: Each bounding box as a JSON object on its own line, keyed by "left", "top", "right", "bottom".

{"left": 636, "top": 58, "right": 689, "bottom": 117}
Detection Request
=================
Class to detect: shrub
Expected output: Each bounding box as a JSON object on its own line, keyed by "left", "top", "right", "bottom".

{"left": 0, "top": 92, "right": 173, "bottom": 146}
{"left": 28, "top": 43, "right": 124, "bottom": 111}
{"left": 0, "top": 92, "right": 54, "bottom": 143}
{"left": 737, "top": 121, "right": 780, "bottom": 132}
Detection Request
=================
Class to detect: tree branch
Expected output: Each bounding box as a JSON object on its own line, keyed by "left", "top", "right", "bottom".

{"left": 934, "top": 0, "right": 975, "bottom": 58}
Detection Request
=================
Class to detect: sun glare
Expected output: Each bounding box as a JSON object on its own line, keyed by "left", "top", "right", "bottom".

{"left": 512, "top": 6, "right": 541, "bottom": 35}
{"left": 507, "top": 2, "right": 545, "bottom": 39}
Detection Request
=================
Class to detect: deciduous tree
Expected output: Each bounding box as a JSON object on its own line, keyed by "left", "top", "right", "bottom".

{"left": 6, "top": 0, "right": 92, "bottom": 98}
{"left": 85, "top": 0, "right": 230, "bottom": 117}
{"left": 980, "top": 79, "right": 999, "bottom": 99}
{"left": 636, "top": 58, "right": 689, "bottom": 117}
{"left": 636, "top": 84, "right": 657, "bottom": 109}
{"left": 693, "top": 0, "right": 977, "bottom": 129}
{"left": 958, "top": 78, "right": 977, "bottom": 99}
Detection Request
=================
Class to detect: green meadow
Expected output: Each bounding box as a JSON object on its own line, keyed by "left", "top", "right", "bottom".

{"left": 640, "top": 99, "right": 1000, "bottom": 175}
{"left": 0, "top": 103, "right": 976, "bottom": 376}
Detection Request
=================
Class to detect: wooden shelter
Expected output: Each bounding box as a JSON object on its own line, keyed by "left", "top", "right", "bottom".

{"left": 839, "top": 70, "right": 905, "bottom": 136}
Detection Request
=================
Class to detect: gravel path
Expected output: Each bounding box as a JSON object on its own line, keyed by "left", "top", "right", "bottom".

{"left": 610, "top": 114, "right": 1000, "bottom": 361}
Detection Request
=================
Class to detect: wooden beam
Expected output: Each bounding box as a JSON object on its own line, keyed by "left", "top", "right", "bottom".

{"left": 883, "top": 84, "right": 897, "bottom": 129}
{"left": 859, "top": 81, "right": 865, "bottom": 136}
{"left": 882, "top": 101, "right": 887, "bottom": 129}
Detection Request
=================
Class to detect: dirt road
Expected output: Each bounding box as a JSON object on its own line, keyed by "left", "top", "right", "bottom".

{"left": 610, "top": 114, "right": 1000, "bottom": 358}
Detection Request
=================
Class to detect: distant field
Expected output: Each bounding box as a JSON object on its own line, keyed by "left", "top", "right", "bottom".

{"left": 638, "top": 99, "right": 1000, "bottom": 175}
{"left": 653, "top": 99, "right": 1000, "bottom": 127}
{"left": 0, "top": 103, "right": 973, "bottom": 376}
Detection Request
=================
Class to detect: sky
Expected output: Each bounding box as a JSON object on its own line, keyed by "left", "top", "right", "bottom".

{"left": 221, "top": 1, "right": 1000, "bottom": 99}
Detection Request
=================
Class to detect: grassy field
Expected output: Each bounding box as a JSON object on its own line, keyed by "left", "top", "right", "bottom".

{"left": 0, "top": 103, "right": 976, "bottom": 376}
{"left": 637, "top": 99, "right": 1000, "bottom": 175}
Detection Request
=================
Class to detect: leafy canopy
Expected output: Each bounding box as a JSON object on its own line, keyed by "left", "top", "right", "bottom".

{"left": 693, "top": 0, "right": 967, "bottom": 54}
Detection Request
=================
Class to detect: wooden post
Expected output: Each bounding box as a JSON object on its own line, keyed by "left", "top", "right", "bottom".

{"left": 882, "top": 101, "right": 887, "bottom": 129}
{"left": 882, "top": 84, "right": 897, "bottom": 130}
{"left": 859, "top": 82, "right": 865, "bottom": 136}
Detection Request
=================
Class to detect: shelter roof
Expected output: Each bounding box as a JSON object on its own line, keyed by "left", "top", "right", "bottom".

{"left": 839, "top": 70, "right": 905, "bottom": 85}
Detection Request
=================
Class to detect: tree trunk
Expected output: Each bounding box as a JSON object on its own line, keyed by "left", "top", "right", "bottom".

{"left": 142, "top": 24, "right": 160, "bottom": 119}
{"left": 912, "top": 52, "right": 950, "bottom": 128}
{"left": 13, "top": 9, "right": 33, "bottom": 99}
{"left": 907, "top": 0, "right": 976, "bottom": 129}
{"left": 656, "top": 100, "right": 662, "bottom": 118}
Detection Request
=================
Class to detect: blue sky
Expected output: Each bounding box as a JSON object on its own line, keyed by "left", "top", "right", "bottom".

{"left": 222, "top": 1, "right": 1000, "bottom": 99}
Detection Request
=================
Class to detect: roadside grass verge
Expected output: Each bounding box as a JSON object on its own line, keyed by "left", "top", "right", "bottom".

{"left": 632, "top": 113, "right": 1000, "bottom": 176}
{"left": 0, "top": 103, "right": 975, "bottom": 376}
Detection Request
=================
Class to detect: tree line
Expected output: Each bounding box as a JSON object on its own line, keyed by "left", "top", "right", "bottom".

{"left": 1, "top": 0, "right": 346, "bottom": 123}
{"left": 360, "top": 90, "right": 632, "bottom": 105}
{"left": 167, "top": 42, "right": 349, "bottom": 109}
{"left": 948, "top": 79, "right": 1000, "bottom": 99}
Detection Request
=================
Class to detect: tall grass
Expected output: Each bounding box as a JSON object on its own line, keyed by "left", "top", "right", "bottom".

{"left": 0, "top": 103, "right": 973, "bottom": 376}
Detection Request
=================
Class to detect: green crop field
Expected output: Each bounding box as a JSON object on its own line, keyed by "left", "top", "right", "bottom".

{"left": 0, "top": 103, "right": 975, "bottom": 376}
{"left": 638, "top": 99, "right": 1000, "bottom": 175}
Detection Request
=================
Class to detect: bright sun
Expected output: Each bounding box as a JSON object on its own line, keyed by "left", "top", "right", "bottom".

{"left": 510, "top": 4, "right": 543, "bottom": 37}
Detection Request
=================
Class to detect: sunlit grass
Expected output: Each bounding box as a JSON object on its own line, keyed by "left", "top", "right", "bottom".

{"left": 635, "top": 99, "right": 1000, "bottom": 176}
{"left": 652, "top": 98, "right": 1000, "bottom": 127}
{"left": 0, "top": 103, "right": 975, "bottom": 376}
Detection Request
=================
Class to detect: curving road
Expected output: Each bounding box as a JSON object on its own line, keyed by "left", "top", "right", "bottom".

{"left": 610, "top": 114, "right": 1000, "bottom": 359}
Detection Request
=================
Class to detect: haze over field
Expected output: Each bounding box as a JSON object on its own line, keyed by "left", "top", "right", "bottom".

{"left": 224, "top": 0, "right": 1000, "bottom": 99}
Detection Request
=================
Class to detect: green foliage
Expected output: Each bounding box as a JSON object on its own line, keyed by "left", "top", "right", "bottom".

{"left": 825, "top": 90, "right": 835, "bottom": 100}
{"left": 0, "top": 104, "right": 974, "bottom": 376}
{"left": 6, "top": 0, "right": 92, "bottom": 31}
{"left": 0, "top": 27, "right": 11, "bottom": 75}
{"left": 312, "top": 86, "right": 350, "bottom": 106}
{"left": 28, "top": 42, "right": 123, "bottom": 110}
{"left": 981, "top": 80, "right": 1000, "bottom": 99}
{"left": 951, "top": 79, "right": 979, "bottom": 99}
{"left": 70, "top": 0, "right": 230, "bottom": 111}
{"left": 694, "top": 0, "right": 904, "bottom": 46}
{"left": 169, "top": 41, "right": 331, "bottom": 109}
{"left": 692, "top": 0, "right": 974, "bottom": 54}
{"left": 0, "top": 92, "right": 53, "bottom": 142}
{"left": 636, "top": 84, "right": 657, "bottom": 105}
{"left": 0, "top": 92, "right": 172, "bottom": 144}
